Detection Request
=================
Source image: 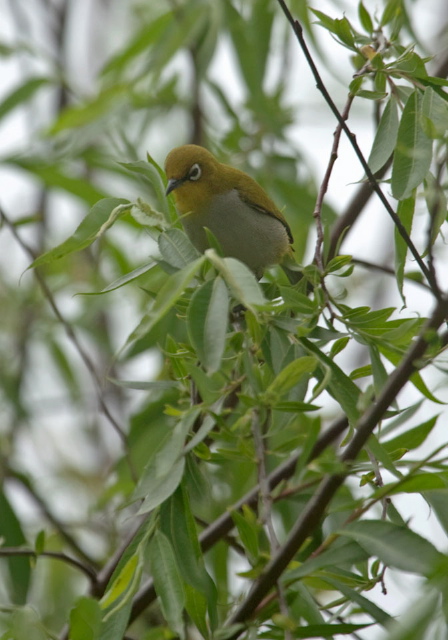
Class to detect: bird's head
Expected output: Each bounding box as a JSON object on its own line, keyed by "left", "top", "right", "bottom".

{"left": 164, "top": 145, "right": 221, "bottom": 209}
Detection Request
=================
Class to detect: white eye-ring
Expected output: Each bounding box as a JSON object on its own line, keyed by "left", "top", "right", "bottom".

{"left": 188, "top": 163, "right": 201, "bottom": 181}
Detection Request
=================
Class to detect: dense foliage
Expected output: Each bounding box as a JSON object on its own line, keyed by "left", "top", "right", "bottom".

{"left": 1, "top": 1, "right": 448, "bottom": 639}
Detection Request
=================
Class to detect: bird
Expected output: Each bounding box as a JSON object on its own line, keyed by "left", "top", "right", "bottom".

{"left": 164, "top": 144, "right": 298, "bottom": 281}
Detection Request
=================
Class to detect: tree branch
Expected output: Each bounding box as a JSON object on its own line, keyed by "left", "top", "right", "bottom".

{"left": 313, "top": 94, "right": 354, "bottom": 269}
{"left": 225, "top": 295, "right": 448, "bottom": 632}
{"left": 0, "top": 547, "right": 97, "bottom": 583}
{"left": 276, "top": 0, "right": 440, "bottom": 296}
{"left": 128, "top": 415, "right": 349, "bottom": 623}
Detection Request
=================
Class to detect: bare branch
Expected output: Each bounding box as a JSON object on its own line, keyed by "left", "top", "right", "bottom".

{"left": 313, "top": 94, "right": 354, "bottom": 269}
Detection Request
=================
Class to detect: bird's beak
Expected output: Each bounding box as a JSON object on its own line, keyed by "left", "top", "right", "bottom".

{"left": 165, "top": 178, "right": 184, "bottom": 196}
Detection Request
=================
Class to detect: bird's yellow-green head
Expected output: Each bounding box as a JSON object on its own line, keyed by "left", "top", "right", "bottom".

{"left": 165, "top": 144, "right": 221, "bottom": 214}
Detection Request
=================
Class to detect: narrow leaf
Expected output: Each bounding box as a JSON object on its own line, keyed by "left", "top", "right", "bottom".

{"left": 368, "top": 97, "right": 399, "bottom": 173}
{"left": 392, "top": 91, "right": 433, "bottom": 200}
{"left": 265, "top": 356, "right": 317, "bottom": 399}
{"left": 339, "top": 520, "right": 442, "bottom": 576}
{"left": 149, "top": 530, "right": 185, "bottom": 638}
{"left": 394, "top": 195, "right": 415, "bottom": 303}
{"left": 205, "top": 251, "right": 265, "bottom": 310}
{"left": 0, "top": 77, "right": 50, "bottom": 123}
{"left": 301, "top": 337, "right": 360, "bottom": 425}
{"left": 188, "top": 277, "right": 229, "bottom": 372}
{"left": 159, "top": 229, "right": 200, "bottom": 269}
{"left": 69, "top": 597, "right": 102, "bottom": 640}
{"left": 28, "top": 198, "right": 130, "bottom": 269}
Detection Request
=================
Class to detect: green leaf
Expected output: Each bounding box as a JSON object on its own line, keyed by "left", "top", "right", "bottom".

{"left": 184, "top": 584, "right": 209, "bottom": 639}
{"left": 122, "top": 160, "right": 172, "bottom": 219}
{"left": 149, "top": 530, "right": 185, "bottom": 638}
{"left": 334, "top": 17, "right": 356, "bottom": 48}
{"left": 28, "top": 198, "right": 130, "bottom": 269}
{"left": 205, "top": 251, "right": 265, "bottom": 311}
{"left": 101, "top": 12, "right": 172, "bottom": 75}
{"left": 358, "top": 2, "right": 374, "bottom": 33}
{"left": 380, "top": 346, "right": 445, "bottom": 403}
{"left": 421, "top": 86, "right": 448, "bottom": 138}
{"left": 278, "top": 286, "right": 318, "bottom": 314}
{"left": 101, "top": 552, "right": 142, "bottom": 612}
{"left": 7, "top": 158, "right": 107, "bottom": 205}
{"left": 34, "top": 530, "right": 45, "bottom": 555}
{"left": 69, "top": 597, "right": 102, "bottom": 640}
{"left": 89, "top": 261, "right": 156, "bottom": 295}
{"left": 321, "top": 577, "right": 392, "bottom": 626}
{"left": 392, "top": 91, "right": 433, "bottom": 200}
{"left": 0, "top": 77, "right": 50, "bottom": 123}
{"left": 382, "top": 415, "right": 439, "bottom": 454}
{"left": 98, "top": 517, "right": 156, "bottom": 640}
{"left": 188, "top": 277, "right": 229, "bottom": 372}
{"left": 310, "top": 9, "right": 337, "bottom": 33}
{"left": 425, "top": 490, "right": 448, "bottom": 536}
{"left": 368, "top": 97, "right": 399, "bottom": 173}
{"left": 159, "top": 229, "right": 201, "bottom": 269}
{"left": 382, "top": 472, "right": 446, "bottom": 495}
{"left": 264, "top": 356, "right": 317, "bottom": 399}
{"left": 127, "top": 256, "right": 205, "bottom": 342}
{"left": 356, "top": 89, "right": 388, "bottom": 100}
{"left": 424, "top": 172, "right": 448, "bottom": 247}
{"left": 232, "top": 506, "right": 260, "bottom": 561}
{"left": 48, "top": 85, "right": 128, "bottom": 133}
{"left": 394, "top": 195, "right": 415, "bottom": 303}
{"left": 380, "top": 0, "right": 402, "bottom": 26}
{"left": 224, "top": 1, "right": 274, "bottom": 97}
{"left": 0, "top": 491, "right": 30, "bottom": 604}
{"left": 287, "top": 539, "right": 369, "bottom": 581}
{"left": 160, "top": 485, "right": 218, "bottom": 627}
{"left": 339, "top": 520, "right": 443, "bottom": 576}
{"left": 301, "top": 337, "right": 360, "bottom": 425}
{"left": 330, "top": 336, "right": 350, "bottom": 359}
{"left": 133, "top": 409, "right": 197, "bottom": 512}
{"left": 261, "top": 623, "right": 373, "bottom": 638}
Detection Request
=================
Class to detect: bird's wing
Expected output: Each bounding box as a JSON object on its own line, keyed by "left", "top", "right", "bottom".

{"left": 238, "top": 193, "right": 294, "bottom": 245}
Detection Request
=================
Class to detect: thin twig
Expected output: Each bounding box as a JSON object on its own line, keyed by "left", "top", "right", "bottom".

{"left": 0, "top": 547, "right": 97, "bottom": 583}
{"left": 352, "top": 258, "right": 431, "bottom": 290}
{"left": 7, "top": 470, "right": 99, "bottom": 568}
{"left": 313, "top": 93, "right": 355, "bottom": 270}
{"left": 251, "top": 410, "right": 292, "bottom": 635}
{"left": 276, "top": 0, "right": 441, "bottom": 298}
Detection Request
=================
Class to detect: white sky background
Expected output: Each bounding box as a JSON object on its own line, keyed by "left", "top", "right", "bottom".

{"left": 0, "top": 0, "right": 448, "bottom": 636}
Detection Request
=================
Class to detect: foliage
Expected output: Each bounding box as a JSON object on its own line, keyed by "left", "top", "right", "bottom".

{"left": 1, "top": 1, "right": 448, "bottom": 639}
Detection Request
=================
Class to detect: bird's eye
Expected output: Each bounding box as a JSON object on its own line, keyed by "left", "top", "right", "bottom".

{"left": 188, "top": 163, "right": 201, "bottom": 181}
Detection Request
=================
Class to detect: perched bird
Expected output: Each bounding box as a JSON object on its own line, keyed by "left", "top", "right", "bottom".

{"left": 165, "top": 145, "right": 297, "bottom": 280}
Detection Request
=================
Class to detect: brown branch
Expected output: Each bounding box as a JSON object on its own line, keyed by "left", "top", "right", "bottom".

{"left": 326, "top": 163, "right": 390, "bottom": 264}
{"left": 128, "top": 415, "right": 349, "bottom": 624}
{"left": 7, "top": 470, "right": 99, "bottom": 569}
{"left": 352, "top": 257, "right": 431, "bottom": 290}
{"left": 224, "top": 296, "right": 448, "bottom": 633}
{"left": 275, "top": 0, "right": 440, "bottom": 296}
{"left": 313, "top": 94, "right": 355, "bottom": 269}
{"left": 0, "top": 547, "right": 97, "bottom": 583}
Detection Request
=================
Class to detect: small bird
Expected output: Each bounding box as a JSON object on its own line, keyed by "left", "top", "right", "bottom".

{"left": 165, "top": 145, "right": 297, "bottom": 280}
